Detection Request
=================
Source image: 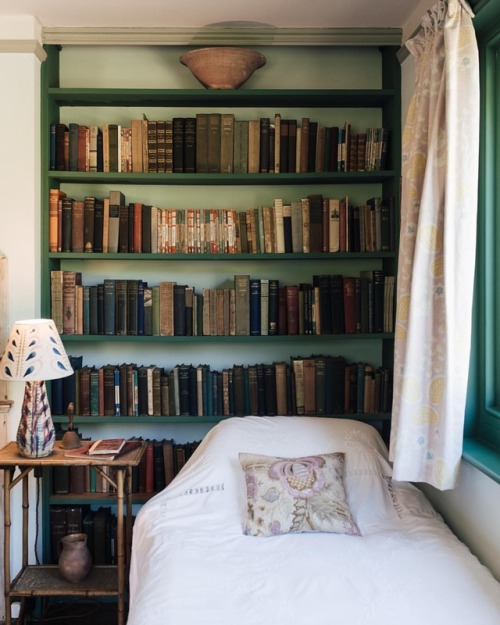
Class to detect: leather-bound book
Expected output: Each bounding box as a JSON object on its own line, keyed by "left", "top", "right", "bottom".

{"left": 93, "top": 198, "right": 104, "bottom": 253}
{"left": 268, "top": 279, "right": 279, "bottom": 336}
{"left": 303, "top": 357, "right": 316, "bottom": 415}
{"left": 153, "top": 440, "right": 166, "bottom": 492}
{"left": 234, "top": 274, "right": 250, "bottom": 336}
{"left": 61, "top": 197, "right": 73, "bottom": 253}
{"left": 196, "top": 113, "right": 209, "bottom": 173}
{"left": 343, "top": 276, "right": 357, "bottom": 334}
{"left": 249, "top": 278, "right": 261, "bottom": 336}
{"left": 285, "top": 285, "right": 299, "bottom": 335}
{"left": 314, "top": 355, "right": 327, "bottom": 415}
{"left": 78, "top": 366, "right": 91, "bottom": 416}
{"left": 256, "top": 364, "right": 266, "bottom": 416}
{"left": 163, "top": 439, "right": 175, "bottom": 485}
{"left": 248, "top": 365, "right": 259, "bottom": 415}
{"left": 183, "top": 117, "right": 196, "bottom": 173}
{"left": 71, "top": 199, "right": 84, "bottom": 253}
{"left": 307, "top": 193, "right": 323, "bottom": 253}
{"left": 233, "top": 120, "right": 248, "bottom": 174}
{"left": 207, "top": 113, "right": 222, "bottom": 173}
{"left": 274, "top": 361, "right": 288, "bottom": 416}
{"left": 50, "top": 507, "right": 67, "bottom": 563}
{"left": 221, "top": 113, "right": 235, "bottom": 174}
{"left": 259, "top": 117, "right": 270, "bottom": 173}
{"left": 247, "top": 119, "right": 260, "bottom": 174}
{"left": 263, "top": 363, "right": 277, "bottom": 416}
{"left": 232, "top": 364, "right": 246, "bottom": 417}
{"left": 62, "top": 271, "right": 82, "bottom": 335}
{"left": 172, "top": 117, "right": 185, "bottom": 173}
{"left": 127, "top": 279, "right": 140, "bottom": 336}
{"left": 329, "top": 274, "right": 345, "bottom": 334}
{"left": 287, "top": 119, "right": 297, "bottom": 173}
{"left": 92, "top": 506, "right": 111, "bottom": 565}
{"left": 69, "top": 466, "right": 86, "bottom": 495}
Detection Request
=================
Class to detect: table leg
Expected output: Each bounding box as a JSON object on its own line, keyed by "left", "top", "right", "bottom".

{"left": 3, "top": 469, "right": 12, "bottom": 625}
{"left": 116, "top": 468, "right": 124, "bottom": 625}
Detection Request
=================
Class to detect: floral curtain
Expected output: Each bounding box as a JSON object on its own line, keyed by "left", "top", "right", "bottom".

{"left": 389, "top": 0, "right": 479, "bottom": 489}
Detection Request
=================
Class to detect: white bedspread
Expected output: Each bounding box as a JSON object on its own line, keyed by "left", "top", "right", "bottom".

{"left": 128, "top": 417, "right": 500, "bottom": 625}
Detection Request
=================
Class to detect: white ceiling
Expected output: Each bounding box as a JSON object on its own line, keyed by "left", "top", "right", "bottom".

{"left": 0, "top": 0, "right": 434, "bottom": 36}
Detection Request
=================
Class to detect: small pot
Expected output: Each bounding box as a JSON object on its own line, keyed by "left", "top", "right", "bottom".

{"left": 58, "top": 533, "right": 92, "bottom": 583}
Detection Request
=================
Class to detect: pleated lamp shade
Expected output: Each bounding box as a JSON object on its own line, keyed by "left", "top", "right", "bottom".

{"left": 0, "top": 319, "right": 73, "bottom": 457}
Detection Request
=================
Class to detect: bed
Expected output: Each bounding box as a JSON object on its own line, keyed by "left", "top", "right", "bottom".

{"left": 128, "top": 416, "right": 500, "bottom": 625}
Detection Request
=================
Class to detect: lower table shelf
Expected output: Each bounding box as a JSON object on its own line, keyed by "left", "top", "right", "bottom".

{"left": 10, "top": 565, "right": 118, "bottom": 597}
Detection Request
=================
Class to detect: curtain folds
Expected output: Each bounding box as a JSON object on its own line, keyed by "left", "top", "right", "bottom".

{"left": 389, "top": 0, "right": 479, "bottom": 489}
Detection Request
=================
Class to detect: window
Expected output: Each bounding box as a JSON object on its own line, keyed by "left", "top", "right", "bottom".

{"left": 463, "top": 0, "right": 500, "bottom": 480}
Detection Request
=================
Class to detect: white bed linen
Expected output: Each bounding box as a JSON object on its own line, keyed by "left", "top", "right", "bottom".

{"left": 128, "top": 416, "right": 500, "bottom": 625}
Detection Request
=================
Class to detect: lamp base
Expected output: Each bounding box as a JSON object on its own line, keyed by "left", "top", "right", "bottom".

{"left": 16, "top": 380, "right": 55, "bottom": 458}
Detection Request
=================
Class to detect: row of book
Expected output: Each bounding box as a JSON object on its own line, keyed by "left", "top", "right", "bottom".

{"left": 49, "top": 505, "right": 117, "bottom": 565}
{"left": 49, "top": 116, "right": 390, "bottom": 175}
{"left": 49, "top": 189, "right": 395, "bottom": 255}
{"left": 51, "top": 355, "right": 393, "bottom": 419}
{"left": 51, "top": 437, "right": 199, "bottom": 495}
{"left": 51, "top": 270, "right": 395, "bottom": 338}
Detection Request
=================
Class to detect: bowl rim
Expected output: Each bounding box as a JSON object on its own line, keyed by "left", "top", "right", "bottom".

{"left": 179, "top": 47, "right": 266, "bottom": 68}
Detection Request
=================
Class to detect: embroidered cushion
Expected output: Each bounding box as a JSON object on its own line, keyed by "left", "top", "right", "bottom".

{"left": 239, "top": 451, "right": 361, "bottom": 537}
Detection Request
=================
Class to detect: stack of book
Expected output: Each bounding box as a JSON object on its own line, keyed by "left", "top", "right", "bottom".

{"left": 49, "top": 505, "right": 116, "bottom": 565}
{"left": 51, "top": 356, "right": 392, "bottom": 419}
{"left": 49, "top": 189, "right": 394, "bottom": 256}
{"left": 50, "top": 270, "right": 395, "bottom": 338}
{"left": 50, "top": 117, "right": 390, "bottom": 175}
{"left": 51, "top": 438, "right": 200, "bottom": 500}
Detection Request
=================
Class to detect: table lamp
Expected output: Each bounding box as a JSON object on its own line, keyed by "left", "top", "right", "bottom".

{"left": 0, "top": 318, "right": 73, "bottom": 458}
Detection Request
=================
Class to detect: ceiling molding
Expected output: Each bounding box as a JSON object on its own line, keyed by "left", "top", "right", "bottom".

{"left": 0, "top": 39, "right": 46, "bottom": 61}
{"left": 41, "top": 26, "right": 402, "bottom": 47}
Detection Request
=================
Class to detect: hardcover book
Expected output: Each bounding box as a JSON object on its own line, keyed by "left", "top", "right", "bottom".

{"left": 89, "top": 438, "right": 126, "bottom": 455}
{"left": 195, "top": 113, "right": 209, "bottom": 173}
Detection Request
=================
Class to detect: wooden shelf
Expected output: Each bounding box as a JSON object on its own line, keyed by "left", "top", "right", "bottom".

{"left": 47, "top": 170, "right": 396, "bottom": 186}
{"left": 51, "top": 413, "right": 392, "bottom": 425}
{"left": 57, "top": 332, "right": 394, "bottom": 343}
{"left": 47, "top": 87, "right": 397, "bottom": 108}
{"left": 48, "top": 251, "right": 396, "bottom": 261}
{"left": 10, "top": 565, "right": 117, "bottom": 597}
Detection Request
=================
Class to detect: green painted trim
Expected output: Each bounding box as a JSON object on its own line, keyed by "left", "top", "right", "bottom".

{"left": 474, "top": 0, "right": 500, "bottom": 37}
{"left": 48, "top": 251, "right": 396, "bottom": 261}
{"left": 469, "top": 14, "right": 500, "bottom": 452}
{"left": 58, "top": 333, "right": 395, "bottom": 344}
{"left": 463, "top": 437, "right": 500, "bottom": 484}
{"left": 46, "top": 87, "right": 396, "bottom": 107}
{"left": 47, "top": 170, "right": 396, "bottom": 187}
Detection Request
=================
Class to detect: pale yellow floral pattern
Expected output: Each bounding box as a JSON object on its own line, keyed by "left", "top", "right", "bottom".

{"left": 389, "top": 0, "right": 479, "bottom": 489}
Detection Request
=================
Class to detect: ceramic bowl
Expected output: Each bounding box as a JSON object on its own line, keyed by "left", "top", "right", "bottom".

{"left": 179, "top": 47, "right": 266, "bottom": 89}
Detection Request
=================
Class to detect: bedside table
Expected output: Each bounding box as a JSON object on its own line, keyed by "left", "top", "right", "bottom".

{"left": 0, "top": 440, "right": 146, "bottom": 625}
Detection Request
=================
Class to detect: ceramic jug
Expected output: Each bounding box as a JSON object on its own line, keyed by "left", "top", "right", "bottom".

{"left": 58, "top": 533, "right": 92, "bottom": 583}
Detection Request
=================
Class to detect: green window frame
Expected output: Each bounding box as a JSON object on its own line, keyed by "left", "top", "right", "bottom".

{"left": 463, "top": 0, "right": 500, "bottom": 480}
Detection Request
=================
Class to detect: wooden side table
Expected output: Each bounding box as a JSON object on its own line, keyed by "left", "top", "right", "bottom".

{"left": 0, "top": 440, "right": 146, "bottom": 625}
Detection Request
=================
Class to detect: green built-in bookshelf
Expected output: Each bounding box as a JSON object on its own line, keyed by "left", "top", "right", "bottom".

{"left": 40, "top": 42, "right": 401, "bottom": 562}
